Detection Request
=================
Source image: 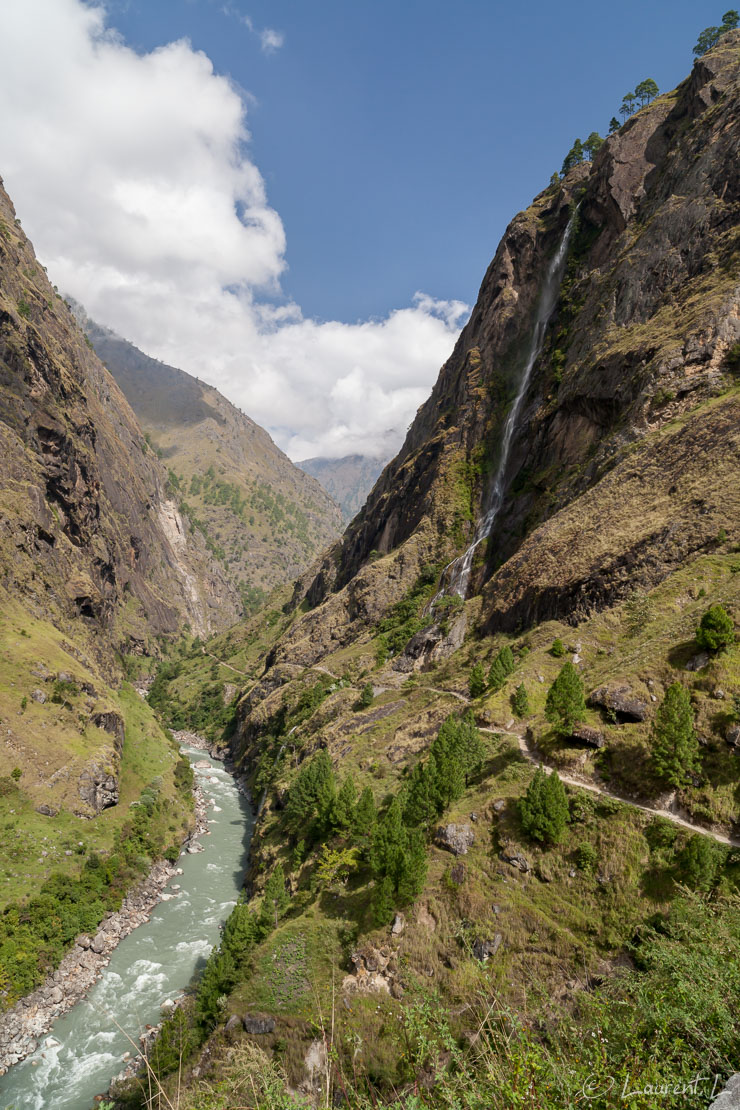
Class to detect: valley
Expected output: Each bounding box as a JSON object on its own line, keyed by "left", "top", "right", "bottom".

{"left": 0, "top": 20, "right": 739, "bottom": 1110}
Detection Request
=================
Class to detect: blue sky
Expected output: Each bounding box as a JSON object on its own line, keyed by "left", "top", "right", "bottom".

{"left": 0, "top": 0, "right": 720, "bottom": 459}
{"left": 109, "top": 0, "right": 713, "bottom": 321}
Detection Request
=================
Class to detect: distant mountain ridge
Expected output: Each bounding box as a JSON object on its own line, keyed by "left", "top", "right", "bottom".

{"left": 70, "top": 303, "right": 343, "bottom": 613}
{"left": 297, "top": 453, "right": 387, "bottom": 523}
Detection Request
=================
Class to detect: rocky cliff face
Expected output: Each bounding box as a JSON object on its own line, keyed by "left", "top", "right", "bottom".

{"left": 70, "top": 306, "right": 343, "bottom": 609}
{"left": 0, "top": 177, "right": 241, "bottom": 660}
{"left": 255, "top": 35, "right": 740, "bottom": 675}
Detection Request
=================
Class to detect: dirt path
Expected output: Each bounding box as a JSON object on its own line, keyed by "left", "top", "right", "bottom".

{"left": 201, "top": 648, "right": 248, "bottom": 676}
{"left": 478, "top": 725, "right": 739, "bottom": 848}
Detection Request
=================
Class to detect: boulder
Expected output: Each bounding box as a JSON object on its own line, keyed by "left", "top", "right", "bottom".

{"left": 391, "top": 913, "right": 405, "bottom": 936}
{"left": 92, "top": 711, "right": 125, "bottom": 751}
{"left": 588, "top": 684, "right": 648, "bottom": 722}
{"left": 685, "top": 652, "right": 710, "bottom": 672}
{"left": 500, "top": 850, "right": 530, "bottom": 872}
{"left": 710, "top": 1073, "right": 740, "bottom": 1110}
{"left": 224, "top": 1015, "right": 244, "bottom": 1038}
{"left": 31, "top": 689, "right": 46, "bottom": 704}
{"left": 726, "top": 725, "right": 740, "bottom": 748}
{"left": 472, "top": 935, "right": 502, "bottom": 962}
{"left": 570, "top": 724, "right": 605, "bottom": 749}
{"left": 434, "top": 823, "right": 475, "bottom": 857}
{"left": 243, "top": 1014, "right": 276, "bottom": 1035}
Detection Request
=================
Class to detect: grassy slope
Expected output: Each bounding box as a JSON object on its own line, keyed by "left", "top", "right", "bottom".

{"left": 143, "top": 542, "right": 738, "bottom": 1103}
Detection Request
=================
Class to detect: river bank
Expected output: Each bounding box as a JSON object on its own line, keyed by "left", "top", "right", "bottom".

{"left": 0, "top": 775, "right": 210, "bottom": 1075}
{"left": 0, "top": 748, "right": 253, "bottom": 1110}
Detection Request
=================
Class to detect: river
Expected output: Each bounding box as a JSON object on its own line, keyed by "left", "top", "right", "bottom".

{"left": 0, "top": 746, "right": 253, "bottom": 1110}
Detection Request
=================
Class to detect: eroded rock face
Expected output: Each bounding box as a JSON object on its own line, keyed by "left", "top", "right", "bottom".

{"left": 588, "top": 685, "right": 648, "bottom": 723}
{"left": 77, "top": 759, "right": 119, "bottom": 815}
{"left": 243, "top": 1014, "right": 275, "bottom": 1035}
{"left": 570, "top": 724, "right": 606, "bottom": 749}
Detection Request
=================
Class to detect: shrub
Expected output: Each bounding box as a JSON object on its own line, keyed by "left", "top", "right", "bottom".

{"left": 519, "top": 768, "right": 569, "bottom": 845}
{"left": 726, "top": 340, "right": 740, "bottom": 374}
{"left": 357, "top": 683, "right": 374, "bottom": 709}
{"left": 696, "top": 604, "right": 734, "bottom": 653}
{"left": 575, "top": 842, "right": 599, "bottom": 873}
{"left": 550, "top": 638, "right": 566, "bottom": 658}
{"left": 678, "top": 835, "right": 723, "bottom": 892}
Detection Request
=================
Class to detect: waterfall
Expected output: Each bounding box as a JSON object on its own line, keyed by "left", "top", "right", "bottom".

{"left": 435, "top": 211, "right": 577, "bottom": 603}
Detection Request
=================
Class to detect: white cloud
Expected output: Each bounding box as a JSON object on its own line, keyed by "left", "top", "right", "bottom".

{"left": 0, "top": 0, "right": 467, "bottom": 460}
{"left": 221, "top": 3, "right": 284, "bottom": 54}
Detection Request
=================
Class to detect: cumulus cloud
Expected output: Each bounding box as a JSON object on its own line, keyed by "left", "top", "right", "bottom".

{"left": 0, "top": 0, "right": 467, "bottom": 460}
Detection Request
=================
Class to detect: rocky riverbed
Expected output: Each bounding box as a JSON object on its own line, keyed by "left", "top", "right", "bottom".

{"left": 0, "top": 779, "right": 209, "bottom": 1074}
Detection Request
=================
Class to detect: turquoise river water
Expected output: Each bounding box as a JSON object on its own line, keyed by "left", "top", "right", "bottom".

{"left": 0, "top": 746, "right": 253, "bottom": 1110}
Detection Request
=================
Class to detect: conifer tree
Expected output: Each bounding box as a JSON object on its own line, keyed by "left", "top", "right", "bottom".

{"left": 284, "top": 749, "right": 335, "bottom": 840}
{"left": 488, "top": 645, "right": 516, "bottom": 691}
{"left": 329, "top": 776, "right": 357, "bottom": 832}
{"left": 403, "top": 755, "right": 438, "bottom": 828}
{"left": 561, "top": 138, "right": 584, "bottom": 175}
{"left": 469, "top": 662, "right": 486, "bottom": 698}
{"left": 431, "top": 716, "right": 466, "bottom": 807}
{"left": 512, "top": 683, "right": 530, "bottom": 717}
{"left": 545, "top": 662, "right": 586, "bottom": 734}
{"left": 609, "top": 116, "right": 620, "bottom": 133}
{"left": 353, "top": 786, "right": 377, "bottom": 840}
{"left": 696, "top": 605, "right": 735, "bottom": 653}
{"left": 583, "top": 131, "right": 604, "bottom": 160}
{"left": 259, "top": 862, "right": 290, "bottom": 931}
{"left": 221, "top": 903, "right": 259, "bottom": 968}
{"left": 652, "top": 683, "right": 699, "bottom": 789}
{"left": 457, "top": 711, "right": 485, "bottom": 785}
{"left": 519, "top": 768, "right": 569, "bottom": 844}
{"left": 370, "top": 797, "right": 427, "bottom": 922}
{"left": 634, "top": 78, "right": 659, "bottom": 106}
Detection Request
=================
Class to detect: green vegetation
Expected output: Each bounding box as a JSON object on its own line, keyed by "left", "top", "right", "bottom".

{"left": 545, "top": 661, "right": 586, "bottom": 734}
{"left": 512, "top": 682, "right": 530, "bottom": 717}
{"left": 550, "top": 637, "right": 566, "bottom": 657}
{"left": 693, "top": 9, "right": 739, "bottom": 54}
{"left": 518, "top": 767, "right": 569, "bottom": 844}
{"left": 375, "top": 563, "right": 441, "bottom": 660}
{"left": 487, "top": 644, "right": 516, "bottom": 691}
{"left": 651, "top": 682, "right": 699, "bottom": 789}
{"left": 468, "top": 662, "right": 486, "bottom": 698}
{"left": 696, "top": 603, "right": 735, "bottom": 653}
{"left": 0, "top": 754, "right": 192, "bottom": 1004}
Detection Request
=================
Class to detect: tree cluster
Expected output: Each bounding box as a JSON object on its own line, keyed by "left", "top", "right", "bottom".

{"left": 620, "top": 79, "right": 659, "bottom": 122}
{"left": 561, "top": 132, "right": 604, "bottom": 176}
{"left": 693, "top": 10, "right": 739, "bottom": 55}
{"left": 402, "top": 711, "right": 485, "bottom": 828}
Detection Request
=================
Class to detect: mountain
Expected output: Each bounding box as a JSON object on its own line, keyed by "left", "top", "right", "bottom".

{"left": 71, "top": 305, "right": 343, "bottom": 614}
{"left": 297, "top": 454, "right": 388, "bottom": 523}
{"left": 0, "top": 171, "right": 243, "bottom": 999}
{"left": 143, "top": 35, "right": 740, "bottom": 1104}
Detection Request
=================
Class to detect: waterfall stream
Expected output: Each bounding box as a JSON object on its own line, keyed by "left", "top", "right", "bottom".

{"left": 435, "top": 211, "right": 577, "bottom": 603}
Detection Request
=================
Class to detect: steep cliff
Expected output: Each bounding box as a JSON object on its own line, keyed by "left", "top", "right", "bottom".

{"left": 263, "top": 36, "right": 740, "bottom": 671}
{"left": 71, "top": 306, "right": 343, "bottom": 610}
{"left": 0, "top": 178, "right": 241, "bottom": 658}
